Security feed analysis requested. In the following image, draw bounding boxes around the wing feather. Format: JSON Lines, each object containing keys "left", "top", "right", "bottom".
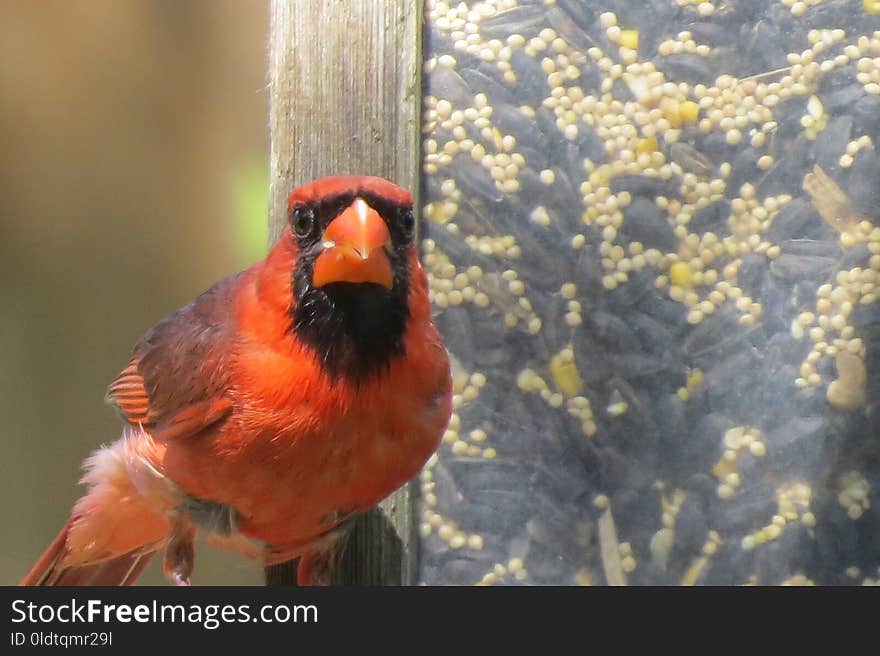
{"left": 105, "top": 274, "right": 243, "bottom": 439}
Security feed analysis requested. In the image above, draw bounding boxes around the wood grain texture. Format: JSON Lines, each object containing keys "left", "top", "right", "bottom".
{"left": 268, "top": 0, "right": 422, "bottom": 243}
{"left": 265, "top": 0, "right": 422, "bottom": 586}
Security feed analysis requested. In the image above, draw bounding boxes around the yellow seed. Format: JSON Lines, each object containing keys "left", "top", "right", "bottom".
{"left": 636, "top": 137, "right": 659, "bottom": 154}
{"left": 757, "top": 155, "right": 774, "bottom": 170}
{"left": 687, "top": 309, "right": 704, "bottom": 325}
{"left": 619, "top": 29, "right": 639, "bottom": 50}
{"left": 865, "top": 0, "right": 880, "bottom": 15}
{"left": 470, "top": 429, "right": 487, "bottom": 443}
{"left": 607, "top": 400, "right": 628, "bottom": 417}
{"left": 678, "top": 101, "right": 700, "bottom": 123}
{"left": 670, "top": 261, "right": 694, "bottom": 288}
{"left": 574, "top": 568, "right": 593, "bottom": 586}
{"left": 560, "top": 282, "right": 577, "bottom": 299}
{"left": 549, "top": 350, "right": 584, "bottom": 397}
{"left": 468, "top": 534, "right": 484, "bottom": 550}
{"left": 539, "top": 168, "right": 555, "bottom": 185}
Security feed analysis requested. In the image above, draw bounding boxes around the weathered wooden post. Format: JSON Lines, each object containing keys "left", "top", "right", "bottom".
{"left": 264, "top": 0, "right": 423, "bottom": 585}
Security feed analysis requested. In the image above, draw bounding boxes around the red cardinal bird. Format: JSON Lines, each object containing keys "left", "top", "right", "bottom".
{"left": 21, "top": 176, "right": 452, "bottom": 586}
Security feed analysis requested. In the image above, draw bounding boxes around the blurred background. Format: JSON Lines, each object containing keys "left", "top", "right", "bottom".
{"left": 1, "top": 0, "right": 269, "bottom": 584}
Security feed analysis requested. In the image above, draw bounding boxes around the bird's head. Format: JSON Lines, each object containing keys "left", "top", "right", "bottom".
{"left": 284, "top": 176, "right": 419, "bottom": 381}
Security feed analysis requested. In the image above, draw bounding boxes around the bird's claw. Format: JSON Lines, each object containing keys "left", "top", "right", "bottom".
{"left": 171, "top": 572, "right": 191, "bottom": 586}
{"left": 163, "top": 518, "right": 195, "bottom": 586}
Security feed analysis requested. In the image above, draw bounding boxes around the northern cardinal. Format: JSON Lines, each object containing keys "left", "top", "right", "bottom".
{"left": 21, "top": 176, "right": 452, "bottom": 586}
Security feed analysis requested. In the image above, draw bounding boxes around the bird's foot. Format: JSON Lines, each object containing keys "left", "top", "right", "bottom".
{"left": 163, "top": 518, "right": 195, "bottom": 586}
{"left": 170, "top": 571, "right": 191, "bottom": 587}
{"left": 296, "top": 549, "right": 334, "bottom": 586}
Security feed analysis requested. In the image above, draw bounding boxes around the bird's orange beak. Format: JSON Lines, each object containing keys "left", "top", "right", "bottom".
{"left": 312, "top": 198, "right": 394, "bottom": 289}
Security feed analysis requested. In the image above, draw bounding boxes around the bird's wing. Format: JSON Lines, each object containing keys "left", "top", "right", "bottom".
{"left": 105, "top": 274, "right": 241, "bottom": 441}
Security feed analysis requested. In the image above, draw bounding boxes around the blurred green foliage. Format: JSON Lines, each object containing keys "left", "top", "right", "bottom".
{"left": 1, "top": 0, "right": 269, "bottom": 585}
{"left": 232, "top": 160, "right": 270, "bottom": 267}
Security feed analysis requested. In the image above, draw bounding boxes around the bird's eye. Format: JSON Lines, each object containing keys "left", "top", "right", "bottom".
{"left": 291, "top": 207, "right": 314, "bottom": 238}
{"left": 399, "top": 209, "right": 415, "bottom": 240}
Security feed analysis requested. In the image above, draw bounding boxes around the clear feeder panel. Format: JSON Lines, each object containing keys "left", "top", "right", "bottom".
{"left": 418, "top": 0, "right": 880, "bottom": 585}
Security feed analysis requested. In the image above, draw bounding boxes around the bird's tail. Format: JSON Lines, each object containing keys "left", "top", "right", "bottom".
{"left": 21, "top": 517, "right": 155, "bottom": 586}
{"left": 21, "top": 431, "right": 173, "bottom": 586}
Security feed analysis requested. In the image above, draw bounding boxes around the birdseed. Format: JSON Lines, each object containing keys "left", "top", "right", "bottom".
{"left": 419, "top": 0, "right": 880, "bottom": 586}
